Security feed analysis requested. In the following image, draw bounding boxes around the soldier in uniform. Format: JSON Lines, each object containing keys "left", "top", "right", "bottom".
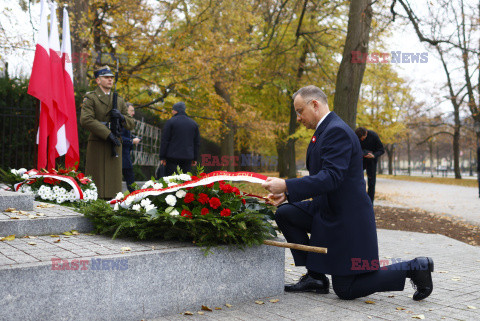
{"left": 80, "top": 66, "right": 134, "bottom": 199}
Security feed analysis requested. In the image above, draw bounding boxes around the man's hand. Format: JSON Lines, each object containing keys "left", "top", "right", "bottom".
{"left": 132, "top": 138, "right": 140, "bottom": 145}
{"left": 266, "top": 193, "right": 286, "bottom": 207}
{"left": 364, "top": 153, "right": 374, "bottom": 159}
{"left": 108, "top": 133, "right": 121, "bottom": 146}
{"left": 110, "top": 108, "right": 125, "bottom": 122}
{"left": 262, "top": 177, "right": 287, "bottom": 194}
{"left": 192, "top": 160, "right": 197, "bottom": 166}
{"left": 160, "top": 159, "right": 166, "bottom": 166}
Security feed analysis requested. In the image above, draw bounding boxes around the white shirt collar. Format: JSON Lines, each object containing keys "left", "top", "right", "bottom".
{"left": 316, "top": 111, "right": 330, "bottom": 130}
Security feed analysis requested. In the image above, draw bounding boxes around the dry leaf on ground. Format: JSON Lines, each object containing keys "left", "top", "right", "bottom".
{"left": 225, "top": 303, "right": 232, "bottom": 308}
{"left": 269, "top": 299, "right": 279, "bottom": 303}
{"left": 365, "top": 300, "right": 375, "bottom": 304}
{"left": 201, "top": 305, "right": 212, "bottom": 311}
{"left": 1, "top": 235, "right": 16, "bottom": 241}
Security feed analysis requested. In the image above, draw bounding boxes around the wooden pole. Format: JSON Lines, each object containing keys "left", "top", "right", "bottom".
{"left": 263, "top": 240, "right": 327, "bottom": 254}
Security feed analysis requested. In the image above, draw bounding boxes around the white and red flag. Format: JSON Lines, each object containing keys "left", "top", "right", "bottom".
{"left": 61, "top": 6, "right": 79, "bottom": 170}
{"left": 48, "top": 1, "right": 68, "bottom": 168}
{"left": 28, "top": 0, "right": 52, "bottom": 169}
{"left": 28, "top": 1, "right": 79, "bottom": 170}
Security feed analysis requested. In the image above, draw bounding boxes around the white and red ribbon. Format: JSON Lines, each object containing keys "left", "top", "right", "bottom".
{"left": 14, "top": 169, "right": 85, "bottom": 199}
{"left": 111, "top": 171, "right": 268, "bottom": 207}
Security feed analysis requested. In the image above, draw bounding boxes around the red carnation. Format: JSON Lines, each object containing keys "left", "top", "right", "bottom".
{"left": 220, "top": 208, "right": 231, "bottom": 217}
{"left": 241, "top": 198, "right": 246, "bottom": 204}
{"left": 191, "top": 175, "right": 199, "bottom": 181}
{"left": 220, "top": 184, "right": 233, "bottom": 193}
{"left": 209, "top": 197, "right": 221, "bottom": 209}
{"left": 201, "top": 208, "right": 209, "bottom": 215}
{"left": 197, "top": 193, "right": 209, "bottom": 204}
{"left": 184, "top": 192, "right": 195, "bottom": 203}
{"left": 206, "top": 183, "right": 214, "bottom": 188}
{"left": 181, "top": 209, "right": 192, "bottom": 218}
{"left": 232, "top": 187, "right": 240, "bottom": 195}
{"left": 200, "top": 173, "right": 207, "bottom": 178}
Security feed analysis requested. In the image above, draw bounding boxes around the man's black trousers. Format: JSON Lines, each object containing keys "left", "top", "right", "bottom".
{"left": 165, "top": 158, "right": 192, "bottom": 176}
{"left": 275, "top": 204, "right": 407, "bottom": 300}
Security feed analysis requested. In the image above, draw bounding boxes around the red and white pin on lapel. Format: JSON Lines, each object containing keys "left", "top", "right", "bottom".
{"left": 311, "top": 136, "right": 317, "bottom": 143}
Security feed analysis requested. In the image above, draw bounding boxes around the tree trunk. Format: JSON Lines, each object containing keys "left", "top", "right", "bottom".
{"left": 385, "top": 144, "right": 394, "bottom": 175}
{"left": 70, "top": 0, "right": 90, "bottom": 88}
{"left": 333, "top": 0, "right": 373, "bottom": 129}
{"left": 276, "top": 138, "right": 288, "bottom": 177}
{"left": 214, "top": 81, "right": 235, "bottom": 171}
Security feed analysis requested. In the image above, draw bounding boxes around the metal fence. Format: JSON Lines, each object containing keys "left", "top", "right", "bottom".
{"left": 0, "top": 105, "right": 37, "bottom": 170}
{"left": 130, "top": 119, "right": 161, "bottom": 167}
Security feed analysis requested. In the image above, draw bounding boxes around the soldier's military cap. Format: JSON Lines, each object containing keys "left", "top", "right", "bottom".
{"left": 94, "top": 65, "right": 114, "bottom": 78}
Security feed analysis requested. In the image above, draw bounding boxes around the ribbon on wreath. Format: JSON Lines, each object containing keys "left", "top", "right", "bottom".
{"left": 14, "top": 169, "right": 87, "bottom": 200}
{"left": 111, "top": 171, "right": 269, "bottom": 207}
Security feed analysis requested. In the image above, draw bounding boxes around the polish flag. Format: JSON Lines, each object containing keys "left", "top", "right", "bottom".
{"left": 28, "top": 0, "right": 52, "bottom": 169}
{"left": 48, "top": 1, "right": 68, "bottom": 169}
{"left": 61, "top": 6, "right": 79, "bottom": 170}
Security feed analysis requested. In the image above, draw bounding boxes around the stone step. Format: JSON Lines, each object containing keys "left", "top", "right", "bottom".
{"left": 0, "top": 233, "right": 284, "bottom": 320}
{"left": 0, "top": 201, "right": 93, "bottom": 237}
{"left": 0, "top": 190, "right": 34, "bottom": 212}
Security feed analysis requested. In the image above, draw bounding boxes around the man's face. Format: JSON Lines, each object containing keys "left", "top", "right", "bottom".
{"left": 96, "top": 76, "right": 114, "bottom": 91}
{"left": 294, "top": 95, "right": 319, "bottom": 130}
{"left": 127, "top": 106, "right": 135, "bottom": 117}
{"left": 360, "top": 134, "right": 367, "bottom": 141}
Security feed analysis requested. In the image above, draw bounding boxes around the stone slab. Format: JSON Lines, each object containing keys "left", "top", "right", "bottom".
{"left": 0, "top": 201, "right": 93, "bottom": 237}
{"left": 0, "top": 190, "right": 34, "bottom": 211}
{"left": 0, "top": 236, "right": 284, "bottom": 321}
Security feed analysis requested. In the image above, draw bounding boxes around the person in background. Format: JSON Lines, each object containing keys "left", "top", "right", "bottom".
{"left": 159, "top": 102, "right": 200, "bottom": 176}
{"left": 355, "top": 127, "right": 385, "bottom": 204}
{"left": 121, "top": 103, "right": 141, "bottom": 193}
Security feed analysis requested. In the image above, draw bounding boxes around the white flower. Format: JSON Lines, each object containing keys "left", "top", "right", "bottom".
{"left": 132, "top": 204, "right": 141, "bottom": 211}
{"left": 10, "top": 169, "right": 17, "bottom": 175}
{"left": 18, "top": 168, "right": 27, "bottom": 175}
{"left": 140, "top": 198, "right": 152, "bottom": 207}
{"left": 142, "top": 180, "right": 155, "bottom": 189}
{"left": 115, "top": 192, "right": 124, "bottom": 200}
{"left": 113, "top": 203, "right": 119, "bottom": 211}
{"left": 21, "top": 174, "right": 29, "bottom": 179}
{"left": 179, "top": 174, "right": 191, "bottom": 181}
{"left": 175, "top": 189, "right": 186, "bottom": 198}
{"left": 168, "top": 182, "right": 178, "bottom": 187}
{"left": 145, "top": 204, "right": 156, "bottom": 212}
{"left": 165, "top": 195, "right": 177, "bottom": 206}
{"left": 170, "top": 209, "right": 179, "bottom": 216}
{"left": 153, "top": 183, "right": 163, "bottom": 189}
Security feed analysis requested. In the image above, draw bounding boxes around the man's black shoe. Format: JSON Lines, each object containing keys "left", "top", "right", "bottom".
{"left": 284, "top": 274, "right": 329, "bottom": 294}
{"left": 409, "top": 257, "right": 434, "bottom": 301}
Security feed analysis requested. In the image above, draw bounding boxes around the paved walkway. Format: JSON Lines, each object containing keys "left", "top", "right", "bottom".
{"left": 153, "top": 178, "right": 480, "bottom": 321}
{"left": 375, "top": 178, "right": 480, "bottom": 226}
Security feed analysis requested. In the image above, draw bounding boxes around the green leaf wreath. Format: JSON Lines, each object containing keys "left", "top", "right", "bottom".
{"left": 79, "top": 170, "right": 277, "bottom": 249}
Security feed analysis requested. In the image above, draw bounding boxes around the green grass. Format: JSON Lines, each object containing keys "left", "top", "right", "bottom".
{"left": 378, "top": 174, "right": 479, "bottom": 187}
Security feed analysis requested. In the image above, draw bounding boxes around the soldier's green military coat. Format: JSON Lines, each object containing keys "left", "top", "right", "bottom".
{"left": 80, "top": 87, "right": 134, "bottom": 199}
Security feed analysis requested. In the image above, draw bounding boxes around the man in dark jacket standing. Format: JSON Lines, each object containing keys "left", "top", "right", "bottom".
{"left": 160, "top": 102, "right": 200, "bottom": 176}
{"left": 355, "top": 127, "right": 385, "bottom": 203}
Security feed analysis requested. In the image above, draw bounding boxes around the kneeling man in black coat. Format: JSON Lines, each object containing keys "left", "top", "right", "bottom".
{"left": 262, "top": 85, "right": 434, "bottom": 301}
